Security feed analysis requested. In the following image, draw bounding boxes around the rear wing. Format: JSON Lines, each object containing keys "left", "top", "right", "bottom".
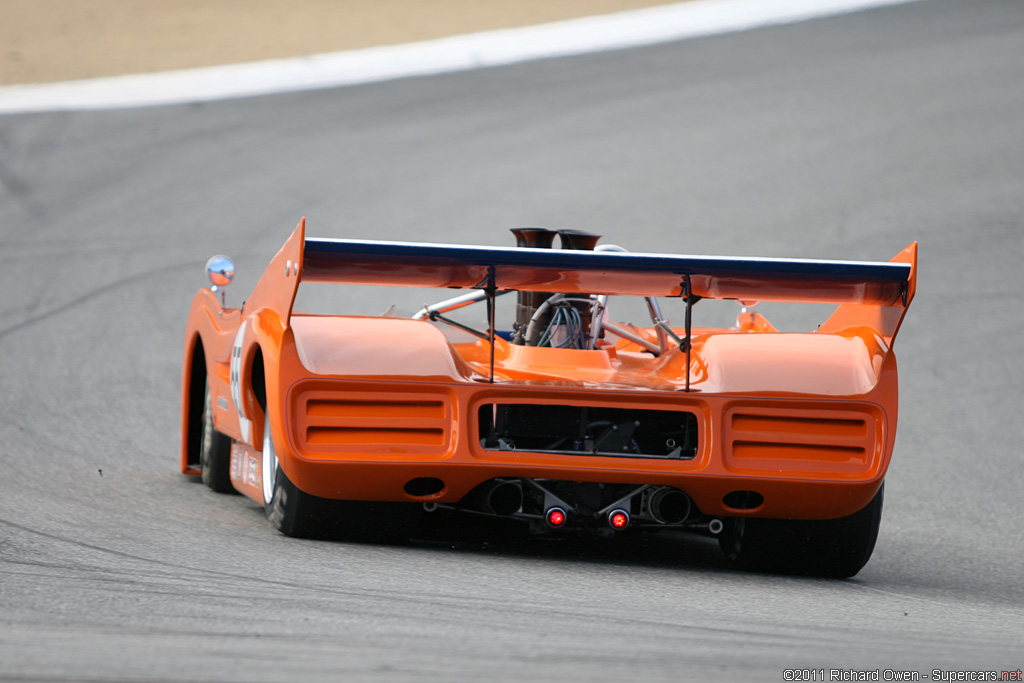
{"left": 251, "top": 220, "right": 915, "bottom": 387}
{"left": 255, "top": 219, "right": 916, "bottom": 344}
{"left": 302, "top": 237, "right": 913, "bottom": 307}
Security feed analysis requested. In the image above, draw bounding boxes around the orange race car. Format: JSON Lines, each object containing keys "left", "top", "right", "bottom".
{"left": 180, "top": 219, "right": 916, "bottom": 578}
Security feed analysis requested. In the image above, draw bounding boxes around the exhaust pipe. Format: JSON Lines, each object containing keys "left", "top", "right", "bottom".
{"left": 484, "top": 480, "right": 523, "bottom": 515}
{"left": 649, "top": 487, "right": 692, "bottom": 525}
{"left": 468, "top": 479, "right": 524, "bottom": 516}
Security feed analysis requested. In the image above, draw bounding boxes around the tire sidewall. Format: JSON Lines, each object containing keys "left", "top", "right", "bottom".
{"left": 199, "top": 380, "right": 214, "bottom": 485}
{"left": 199, "top": 378, "right": 233, "bottom": 492}
{"left": 719, "top": 484, "right": 885, "bottom": 578}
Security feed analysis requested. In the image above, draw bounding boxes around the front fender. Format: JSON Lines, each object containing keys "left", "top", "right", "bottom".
{"left": 179, "top": 287, "right": 241, "bottom": 473}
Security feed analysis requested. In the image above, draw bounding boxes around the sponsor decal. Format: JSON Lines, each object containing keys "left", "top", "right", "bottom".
{"left": 247, "top": 455, "right": 259, "bottom": 487}
{"left": 229, "top": 325, "right": 253, "bottom": 444}
{"left": 230, "top": 442, "right": 262, "bottom": 491}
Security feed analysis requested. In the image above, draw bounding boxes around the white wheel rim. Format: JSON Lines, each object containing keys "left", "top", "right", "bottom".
{"left": 261, "top": 412, "right": 277, "bottom": 505}
{"left": 199, "top": 382, "right": 212, "bottom": 468}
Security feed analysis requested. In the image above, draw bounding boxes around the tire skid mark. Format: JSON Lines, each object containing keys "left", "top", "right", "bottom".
{"left": 836, "top": 577, "right": 1024, "bottom": 616}
{"left": 0, "top": 517, "right": 827, "bottom": 644}
{"left": 0, "top": 260, "right": 200, "bottom": 341}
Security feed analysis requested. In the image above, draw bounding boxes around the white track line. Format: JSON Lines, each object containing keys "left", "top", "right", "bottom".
{"left": 0, "top": 0, "right": 923, "bottom": 114}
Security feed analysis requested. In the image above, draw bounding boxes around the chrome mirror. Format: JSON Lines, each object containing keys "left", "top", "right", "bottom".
{"left": 736, "top": 300, "right": 759, "bottom": 330}
{"left": 205, "top": 254, "right": 235, "bottom": 306}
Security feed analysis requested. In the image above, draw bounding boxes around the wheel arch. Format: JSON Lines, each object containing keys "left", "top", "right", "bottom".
{"left": 247, "top": 341, "right": 267, "bottom": 450}
{"left": 238, "top": 308, "right": 286, "bottom": 450}
{"left": 251, "top": 345, "right": 267, "bottom": 413}
{"left": 181, "top": 331, "right": 207, "bottom": 474}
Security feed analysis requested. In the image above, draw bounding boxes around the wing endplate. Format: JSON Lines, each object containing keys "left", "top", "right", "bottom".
{"left": 818, "top": 241, "right": 918, "bottom": 349}
{"left": 247, "top": 218, "right": 306, "bottom": 325}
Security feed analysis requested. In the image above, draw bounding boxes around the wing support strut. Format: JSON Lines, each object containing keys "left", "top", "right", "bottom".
{"left": 476, "top": 266, "right": 498, "bottom": 384}
{"left": 427, "top": 312, "right": 490, "bottom": 341}
{"left": 681, "top": 275, "right": 702, "bottom": 392}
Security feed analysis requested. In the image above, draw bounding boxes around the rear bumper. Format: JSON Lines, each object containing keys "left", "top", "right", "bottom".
{"left": 290, "top": 458, "right": 884, "bottom": 520}
{"left": 277, "top": 378, "right": 895, "bottom": 521}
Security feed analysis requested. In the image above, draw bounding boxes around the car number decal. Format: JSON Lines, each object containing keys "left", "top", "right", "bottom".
{"left": 230, "top": 325, "right": 253, "bottom": 444}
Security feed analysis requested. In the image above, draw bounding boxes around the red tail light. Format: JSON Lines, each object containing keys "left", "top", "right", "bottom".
{"left": 546, "top": 507, "right": 567, "bottom": 528}
{"left": 608, "top": 509, "right": 630, "bottom": 530}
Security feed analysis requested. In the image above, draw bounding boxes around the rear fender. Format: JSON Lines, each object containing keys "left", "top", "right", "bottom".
{"left": 228, "top": 306, "right": 291, "bottom": 450}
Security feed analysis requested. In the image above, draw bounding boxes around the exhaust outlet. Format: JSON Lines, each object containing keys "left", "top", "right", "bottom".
{"left": 649, "top": 487, "right": 692, "bottom": 525}
{"left": 482, "top": 480, "right": 524, "bottom": 516}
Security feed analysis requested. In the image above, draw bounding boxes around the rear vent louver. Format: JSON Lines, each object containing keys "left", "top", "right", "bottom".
{"left": 725, "top": 405, "right": 881, "bottom": 475}
{"left": 294, "top": 389, "right": 450, "bottom": 456}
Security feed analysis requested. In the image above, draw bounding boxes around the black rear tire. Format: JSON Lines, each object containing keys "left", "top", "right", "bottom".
{"left": 264, "top": 463, "right": 334, "bottom": 539}
{"left": 261, "top": 412, "right": 420, "bottom": 541}
{"left": 199, "top": 379, "right": 235, "bottom": 493}
{"left": 719, "top": 484, "right": 884, "bottom": 578}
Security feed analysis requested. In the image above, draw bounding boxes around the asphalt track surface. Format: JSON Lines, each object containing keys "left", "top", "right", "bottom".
{"left": 1, "top": 0, "right": 1022, "bottom": 680}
